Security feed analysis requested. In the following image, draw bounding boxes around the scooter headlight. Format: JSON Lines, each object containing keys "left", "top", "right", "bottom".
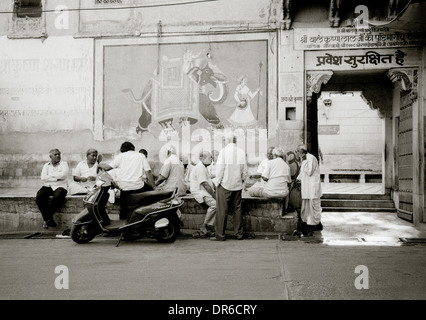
{"left": 155, "top": 218, "right": 169, "bottom": 229}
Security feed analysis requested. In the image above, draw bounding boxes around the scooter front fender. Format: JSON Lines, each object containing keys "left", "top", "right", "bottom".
{"left": 72, "top": 208, "right": 93, "bottom": 226}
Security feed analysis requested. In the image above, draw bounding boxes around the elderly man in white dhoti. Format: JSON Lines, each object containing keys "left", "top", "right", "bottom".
{"left": 296, "top": 144, "right": 323, "bottom": 236}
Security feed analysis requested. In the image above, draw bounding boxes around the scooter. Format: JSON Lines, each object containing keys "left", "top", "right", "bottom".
{"left": 71, "top": 171, "right": 184, "bottom": 246}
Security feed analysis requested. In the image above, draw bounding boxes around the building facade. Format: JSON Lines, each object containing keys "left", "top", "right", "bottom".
{"left": 0, "top": 0, "right": 425, "bottom": 225}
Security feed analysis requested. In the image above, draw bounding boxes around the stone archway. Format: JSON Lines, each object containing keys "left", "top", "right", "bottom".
{"left": 306, "top": 67, "right": 424, "bottom": 223}
{"left": 306, "top": 70, "right": 393, "bottom": 195}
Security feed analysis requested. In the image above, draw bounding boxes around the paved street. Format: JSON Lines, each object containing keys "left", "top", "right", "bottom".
{"left": 0, "top": 235, "right": 286, "bottom": 300}
{"left": 1, "top": 226, "right": 426, "bottom": 301}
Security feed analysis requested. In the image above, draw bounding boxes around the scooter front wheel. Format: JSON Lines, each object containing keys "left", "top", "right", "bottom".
{"left": 155, "top": 219, "right": 180, "bottom": 243}
{"left": 71, "top": 223, "right": 97, "bottom": 244}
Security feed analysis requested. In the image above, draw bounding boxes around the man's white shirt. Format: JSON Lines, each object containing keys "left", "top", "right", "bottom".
{"left": 41, "top": 161, "right": 69, "bottom": 190}
{"left": 190, "top": 161, "right": 214, "bottom": 203}
{"left": 213, "top": 143, "right": 247, "bottom": 191}
{"left": 109, "top": 151, "right": 151, "bottom": 191}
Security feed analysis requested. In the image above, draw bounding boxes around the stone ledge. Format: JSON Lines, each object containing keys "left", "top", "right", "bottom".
{"left": 0, "top": 194, "right": 297, "bottom": 234}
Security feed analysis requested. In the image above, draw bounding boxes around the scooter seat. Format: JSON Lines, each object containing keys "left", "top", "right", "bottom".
{"left": 125, "top": 190, "right": 175, "bottom": 211}
{"left": 129, "top": 202, "right": 172, "bottom": 223}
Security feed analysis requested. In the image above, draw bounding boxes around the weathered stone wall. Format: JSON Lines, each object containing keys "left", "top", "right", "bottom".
{"left": 0, "top": 195, "right": 297, "bottom": 234}
{"left": 0, "top": 0, "right": 281, "bottom": 184}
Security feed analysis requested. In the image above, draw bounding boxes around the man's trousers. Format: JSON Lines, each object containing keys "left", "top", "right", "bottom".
{"left": 35, "top": 186, "right": 67, "bottom": 222}
{"left": 214, "top": 185, "right": 243, "bottom": 239}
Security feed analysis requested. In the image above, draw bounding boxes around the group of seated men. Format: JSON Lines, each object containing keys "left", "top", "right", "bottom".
{"left": 36, "top": 142, "right": 291, "bottom": 233}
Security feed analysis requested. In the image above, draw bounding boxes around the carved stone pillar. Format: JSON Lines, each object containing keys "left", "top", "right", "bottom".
{"left": 281, "top": 0, "right": 292, "bottom": 30}
{"left": 329, "top": 0, "right": 341, "bottom": 27}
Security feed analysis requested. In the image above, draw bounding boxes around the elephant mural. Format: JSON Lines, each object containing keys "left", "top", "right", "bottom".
{"left": 104, "top": 41, "right": 268, "bottom": 140}
{"left": 123, "top": 50, "right": 228, "bottom": 135}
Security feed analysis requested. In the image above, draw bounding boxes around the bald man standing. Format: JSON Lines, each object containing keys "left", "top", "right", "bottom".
{"left": 212, "top": 133, "right": 254, "bottom": 241}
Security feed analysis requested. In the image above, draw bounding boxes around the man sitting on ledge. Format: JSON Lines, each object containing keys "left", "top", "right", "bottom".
{"left": 36, "top": 148, "right": 69, "bottom": 229}
{"left": 247, "top": 147, "right": 291, "bottom": 202}
{"left": 190, "top": 150, "right": 216, "bottom": 238}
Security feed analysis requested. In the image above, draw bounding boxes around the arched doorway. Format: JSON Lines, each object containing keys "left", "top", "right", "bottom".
{"left": 306, "top": 68, "right": 422, "bottom": 223}
{"left": 317, "top": 90, "right": 385, "bottom": 194}
{"left": 316, "top": 70, "right": 391, "bottom": 196}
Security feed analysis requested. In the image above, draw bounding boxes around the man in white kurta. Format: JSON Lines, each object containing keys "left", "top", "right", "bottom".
{"left": 69, "top": 148, "right": 99, "bottom": 195}
{"left": 248, "top": 147, "right": 291, "bottom": 198}
{"left": 99, "top": 141, "right": 154, "bottom": 220}
{"left": 212, "top": 133, "right": 249, "bottom": 240}
{"left": 247, "top": 146, "right": 274, "bottom": 191}
{"left": 296, "top": 144, "right": 322, "bottom": 232}
{"left": 36, "top": 148, "right": 69, "bottom": 228}
{"left": 155, "top": 146, "right": 187, "bottom": 196}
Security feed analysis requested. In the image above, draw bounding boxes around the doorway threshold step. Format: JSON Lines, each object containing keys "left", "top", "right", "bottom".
{"left": 321, "top": 199, "right": 395, "bottom": 208}
{"left": 321, "top": 207, "right": 397, "bottom": 212}
{"left": 322, "top": 193, "right": 392, "bottom": 200}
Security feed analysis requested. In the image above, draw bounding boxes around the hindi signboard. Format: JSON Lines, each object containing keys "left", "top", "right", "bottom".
{"left": 305, "top": 47, "right": 421, "bottom": 71}
{"left": 295, "top": 27, "right": 426, "bottom": 51}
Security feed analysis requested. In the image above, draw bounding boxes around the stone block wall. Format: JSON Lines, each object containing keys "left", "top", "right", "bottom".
{"left": 0, "top": 153, "right": 81, "bottom": 188}
{"left": 0, "top": 195, "right": 297, "bottom": 234}
{"left": 180, "top": 196, "right": 297, "bottom": 233}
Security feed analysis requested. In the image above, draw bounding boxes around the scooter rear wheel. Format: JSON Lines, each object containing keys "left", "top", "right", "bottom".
{"left": 155, "top": 220, "right": 180, "bottom": 243}
{"left": 71, "top": 224, "right": 97, "bottom": 244}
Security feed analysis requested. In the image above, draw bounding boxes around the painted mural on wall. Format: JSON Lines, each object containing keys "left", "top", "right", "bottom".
{"left": 103, "top": 41, "right": 267, "bottom": 141}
